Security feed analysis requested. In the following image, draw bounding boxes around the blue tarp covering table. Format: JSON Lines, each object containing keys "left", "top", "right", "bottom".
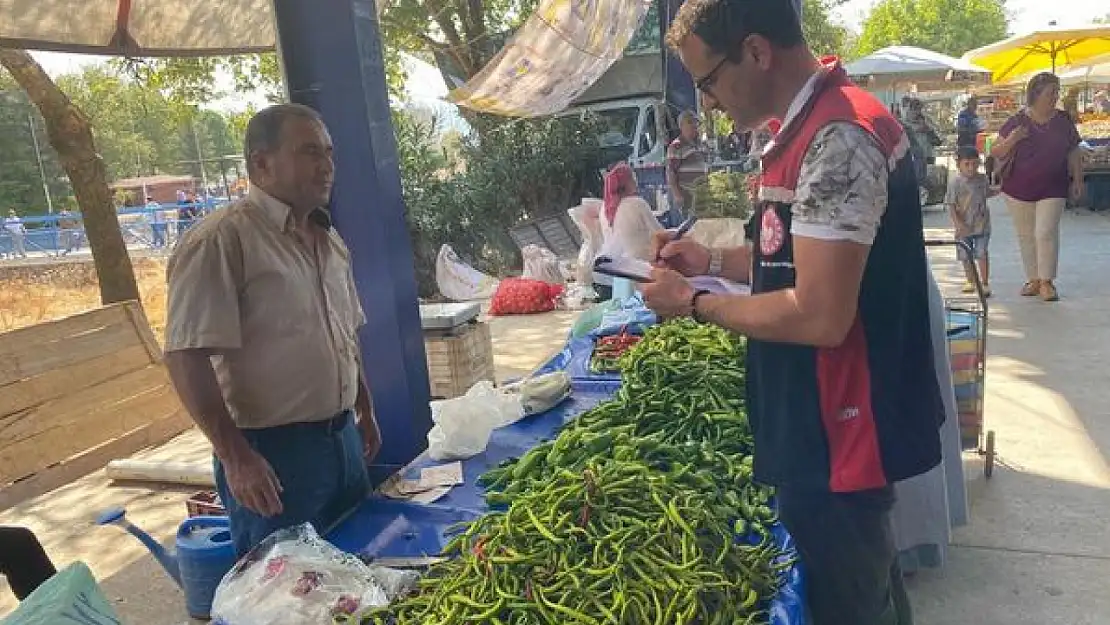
{"left": 328, "top": 329, "right": 808, "bottom": 625}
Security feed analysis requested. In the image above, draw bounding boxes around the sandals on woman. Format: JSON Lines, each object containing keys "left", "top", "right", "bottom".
{"left": 1039, "top": 280, "right": 1059, "bottom": 302}
{"left": 1022, "top": 279, "right": 1060, "bottom": 301}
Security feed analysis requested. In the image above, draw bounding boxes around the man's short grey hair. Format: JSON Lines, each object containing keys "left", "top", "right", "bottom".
{"left": 678, "top": 110, "right": 699, "bottom": 126}
{"left": 243, "top": 103, "right": 324, "bottom": 168}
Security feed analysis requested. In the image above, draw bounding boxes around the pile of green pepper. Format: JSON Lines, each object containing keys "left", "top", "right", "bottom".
{"left": 349, "top": 320, "right": 791, "bottom": 625}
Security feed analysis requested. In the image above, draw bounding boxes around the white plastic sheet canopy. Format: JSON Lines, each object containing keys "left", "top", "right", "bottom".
{"left": 845, "top": 46, "right": 991, "bottom": 83}
{"left": 447, "top": 0, "right": 653, "bottom": 117}
{"left": 0, "top": 0, "right": 276, "bottom": 55}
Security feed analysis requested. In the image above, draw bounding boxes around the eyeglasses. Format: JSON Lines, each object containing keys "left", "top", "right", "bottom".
{"left": 694, "top": 55, "right": 731, "bottom": 93}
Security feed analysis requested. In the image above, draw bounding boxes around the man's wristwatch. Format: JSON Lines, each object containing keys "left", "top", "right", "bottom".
{"left": 707, "top": 248, "right": 724, "bottom": 276}
{"left": 689, "top": 289, "right": 711, "bottom": 323}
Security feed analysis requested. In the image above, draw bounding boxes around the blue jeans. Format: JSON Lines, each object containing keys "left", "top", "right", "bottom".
{"left": 957, "top": 233, "right": 989, "bottom": 261}
{"left": 214, "top": 411, "right": 370, "bottom": 556}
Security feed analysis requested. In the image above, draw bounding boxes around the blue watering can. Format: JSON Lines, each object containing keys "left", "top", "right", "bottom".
{"left": 96, "top": 507, "right": 237, "bottom": 620}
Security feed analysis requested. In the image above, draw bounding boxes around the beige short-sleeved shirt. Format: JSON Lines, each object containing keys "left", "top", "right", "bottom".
{"left": 164, "top": 185, "right": 366, "bottom": 429}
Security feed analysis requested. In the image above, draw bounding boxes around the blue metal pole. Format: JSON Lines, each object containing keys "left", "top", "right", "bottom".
{"left": 271, "top": 0, "right": 433, "bottom": 478}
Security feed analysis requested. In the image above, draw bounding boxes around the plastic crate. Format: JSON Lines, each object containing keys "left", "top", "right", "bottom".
{"left": 508, "top": 214, "right": 582, "bottom": 260}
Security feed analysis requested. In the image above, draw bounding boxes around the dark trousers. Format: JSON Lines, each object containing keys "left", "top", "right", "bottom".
{"left": 777, "top": 486, "right": 912, "bottom": 625}
{"left": 214, "top": 411, "right": 370, "bottom": 557}
{"left": 0, "top": 526, "right": 57, "bottom": 600}
{"left": 151, "top": 223, "right": 167, "bottom": 247}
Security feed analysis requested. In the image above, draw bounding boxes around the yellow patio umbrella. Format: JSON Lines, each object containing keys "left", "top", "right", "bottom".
{"left": 962, "top": 24, "right": 1110, "bottom": 84}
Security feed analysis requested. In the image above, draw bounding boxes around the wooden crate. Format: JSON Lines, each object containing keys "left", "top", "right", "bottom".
{"left": 424, "top": 321, "right": 495, "bottom": 399}
{"left": 0, "top": 302, "right": 191, "bottom": 511}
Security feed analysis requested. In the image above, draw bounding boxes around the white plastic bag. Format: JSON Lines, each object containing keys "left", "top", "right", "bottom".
{"left": 568, "top": 200, "right": 606, "bottom": 287}
{"left": 521, "top": 244, "right": 565, "bottom": 285}
{"left": 688, "top": 217, "right": 748, "bottom": 249}
{"left": 211, "top": 524, "right": 418, "bottom": 625}
{"left": 562, "top": 283, "right": 599, "bottom": 309}
{"left": 435, "top": 244, "right": 499, "bottom": 301}
{"left": 501, "top": 371, "right": 572, "bottom": 416}
{"left": 426, "top": 381, "right": 524, "bottom": 461}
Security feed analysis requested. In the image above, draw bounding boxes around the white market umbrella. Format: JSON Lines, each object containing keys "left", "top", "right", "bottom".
{"left": 846, "top": 46, "right": 992, "bottom": 88}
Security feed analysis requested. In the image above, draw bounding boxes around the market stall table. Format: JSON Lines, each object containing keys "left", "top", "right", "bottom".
{"left": 328, "top": 328, "right": 808, "bottom": 624}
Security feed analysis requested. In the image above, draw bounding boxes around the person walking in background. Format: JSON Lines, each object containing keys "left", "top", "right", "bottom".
{"left": 146, "top": 196, "right": 167, "bottom": 248}
{"left": 991, "top": 72, "right": 1084, "bottom": 302}
{"left": 57, "top": 208, "right": 79, "bottom": 255}
{"left": 945, "top": 146, "right": 996, "bottom": 297}
{"left": 903, "top": 97, "right": 942, "bottom": 190}
{"left": 956, "top": 96, "right": 985, "bottom": 149}
{"left": 177, "top": 191, "right": 202, "bottom": 240}
{"left": 4, "top": 210, "right": 27, "bottom": 259}
{"left": 0, "top": 526, "right": 57, "bottom": 601}
{"left": 666, "top": 110, "right": 708, "bottom": 217}
{"left": 1094, "top": 90, "right": 1110, "bottom": 114}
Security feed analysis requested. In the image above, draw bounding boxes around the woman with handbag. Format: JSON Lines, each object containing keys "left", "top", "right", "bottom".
{"left": 991, "top": 72, "right": 1085, "bottom": 302}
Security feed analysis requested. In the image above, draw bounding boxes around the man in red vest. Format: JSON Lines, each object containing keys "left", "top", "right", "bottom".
{"left": 641, "top": 0, "right": 942, "bottom": 623}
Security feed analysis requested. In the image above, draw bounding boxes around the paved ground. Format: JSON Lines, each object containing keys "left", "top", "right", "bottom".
{"left": 2, "top": 202, "right": 1109, "bottom": 623}
{"left": 0, "top": 309, "right": 579, "bottom": 624}
{"left": 909, "top": 201, "right": 1110, "bottom": 624}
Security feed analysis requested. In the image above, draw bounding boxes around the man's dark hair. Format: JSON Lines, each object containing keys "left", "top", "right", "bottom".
{"left": 243, "top": 103, "right": 324, "bottom": 169}
{"left": 956, "top": 145, "right": 980, "bottom": 162}
{"left": 665, "top": 0, "right": 804, "bottom": 55}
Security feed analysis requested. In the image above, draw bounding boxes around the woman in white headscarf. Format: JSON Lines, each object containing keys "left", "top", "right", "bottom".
{"left": 890, "top": 268, "right": 969, "bottom": 572}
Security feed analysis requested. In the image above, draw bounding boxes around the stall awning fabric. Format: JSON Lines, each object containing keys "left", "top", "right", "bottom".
{"left": 447, "top": 0, "right": 653, "bottom": 117}
{"left": 962, "top": 25, "right": 1110, "bottom": 85}
{"left": 845, "top": 46, "right": 990, "bottom": 79}
{"left": 1001, "top": 57, "right": 1110, "bottom": 87}
{"left": 0, "top": 0, "right": 276, "bottom": 56}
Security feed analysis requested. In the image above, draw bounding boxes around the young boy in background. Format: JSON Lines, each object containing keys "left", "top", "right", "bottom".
{"left": 946, "top": 146, "right": 996, "bottom": 296}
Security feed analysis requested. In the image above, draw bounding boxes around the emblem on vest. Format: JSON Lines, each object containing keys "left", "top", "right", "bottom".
{"left": 760, "top": 206, "right": 786, "bottom": 257}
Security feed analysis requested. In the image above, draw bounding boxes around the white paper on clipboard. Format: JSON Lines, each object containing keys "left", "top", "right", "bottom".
{"left": 593, "top": 255, "right": 654, "bottom": 282}
{"left": 689, "top": 276, "right": 752, "bottom": 296}
{"left": 594, "top": 256, "right": 752, "bottom": 295}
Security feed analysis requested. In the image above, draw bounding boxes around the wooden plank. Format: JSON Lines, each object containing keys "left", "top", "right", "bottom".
{"left": 0, "top": 364, "right": 171, "bottom": 447}
{"left": 0, "top": 344, "right": 152, "bottom": 418}
{"left": 0, "top": 303, "right": 132, "bottom": 355}
{"left": 0, "top": 411, "right": 191, "bottom": 513}
{"left": 122, "top": 303, "right": 164, "bottom": 362}
{"left": 0, "top": 381, "right": 183, "bottom": 484}
{"left": 0, "top": 320, "right": 139, "bottom": 387}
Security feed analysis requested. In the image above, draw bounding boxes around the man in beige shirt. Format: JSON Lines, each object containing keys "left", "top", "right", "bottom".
{"left": 164, "top": 103, "right": 382, "bottom": 556}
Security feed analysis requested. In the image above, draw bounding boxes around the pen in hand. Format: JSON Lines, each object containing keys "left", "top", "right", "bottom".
{"left": 655, "top": 214, "right": 699, "bottom": 262}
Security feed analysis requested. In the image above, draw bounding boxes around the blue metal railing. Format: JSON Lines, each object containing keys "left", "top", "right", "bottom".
{"left": 1, "top": 198, "right": 229, "bottom": 258}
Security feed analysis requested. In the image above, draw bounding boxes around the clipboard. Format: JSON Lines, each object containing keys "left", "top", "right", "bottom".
{"left": 593, "top": 255, "right": 655, "bottom": 283}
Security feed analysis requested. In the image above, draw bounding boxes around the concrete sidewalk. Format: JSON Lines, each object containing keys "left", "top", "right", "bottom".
{"left": 911, "top": 201, "right": 1110, "bottom": 624}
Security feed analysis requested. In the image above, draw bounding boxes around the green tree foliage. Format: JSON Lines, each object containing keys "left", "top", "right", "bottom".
{"left": 0, "top": 64, "right": 245, "bottom": 214}
{"left": 0, "top": 50, "right": 139, "bottom": 303}
{"left": 117, "top": 48, "right": 404, "bottom": 108}
{"left": 0, "top": 77, "right": 68, "bottom": 214}
{"left": 398, "top": 111, "right": 603, "bottom": 295}
{"left": 855, "top": 0, "right": 1008, "bottom": 59}
{"left": 802, "top": 0, "right": 851, "bottom": 57}
{"left": 383, "top": 0, "right": 537, "bottom": 80}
